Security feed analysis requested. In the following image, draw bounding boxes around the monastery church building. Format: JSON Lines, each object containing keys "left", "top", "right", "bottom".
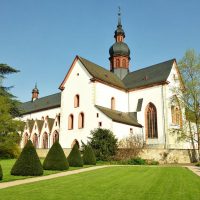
{"left": 20, "top": 12, "right": 189, "bottom": 151}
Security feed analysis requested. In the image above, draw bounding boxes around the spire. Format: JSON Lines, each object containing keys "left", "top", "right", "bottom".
{"left": 117, "top": 6, "right": 122, "bottom": 28}
{"left": 114, "top": 7, "right": 125, "bottom": 40}
{"left": 109, "top": 7, "right": 131, "bottom": 79}
{"left": 32, "top": 82, "right": 39, "bottom": 101}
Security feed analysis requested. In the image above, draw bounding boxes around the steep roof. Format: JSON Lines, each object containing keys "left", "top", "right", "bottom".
{"left": 27, "top": 119, "right": 35, "bottom": 133}
{"left": 95, "top": 105, "right": 142, "bottom": 127}
{"left": 47, "top": 118, "right": 55, "bottom": 132}
{"left": 78, "top": 56, "right": 126, "bottom": 90}
{"left": 20, "top": 93, "right": 61, "bottom": 114}
{"left": 123, "top": 59, "right": 175, "bottom": 90}
{"left": 35, "top": 120, "right": 44, "bottom": 133}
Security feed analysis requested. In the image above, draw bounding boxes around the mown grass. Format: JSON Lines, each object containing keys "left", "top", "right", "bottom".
{"left": 0, "top": 159, "right": 90, "bottom": 182}
{"left": 0, "top": 166, "right": 200, "bottom": 200}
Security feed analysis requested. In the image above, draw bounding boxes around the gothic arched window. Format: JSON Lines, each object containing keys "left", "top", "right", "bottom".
{"left": 74, "top": 95, "right": 80, "bottom": 108}
{"left": 145, "top": 103, "right": 158, "bottom": 138}
{"left": 32, "top": 133, "right": 38, "bottom": 148}
{"left": 68, "top": 114, "right": 74, "bottom": 130}
{"left": 78, "top": 112, "right": 84, "bottom": 129}
{"left": 43, "top": 132, "right": 48, "bottom": 149}
{"left": 71, "top": 139, "right": 80, "bottom": 148}
{"left": 122, "top": 59, "right": 126, "bottom": 67}
{"left": 111, "top": 97, "right": 115, "bottom": 110}
{"left": 24, "top": 133, "right": 29, "bottom": 147}
{"left": 53, "top": 131, "right": 59, "bottom": 144}
{"left": 171, "top": 106, "right": 181, "bottom": 126}
{"left": 116, "top": 59, "right": 120, "bottom": 67}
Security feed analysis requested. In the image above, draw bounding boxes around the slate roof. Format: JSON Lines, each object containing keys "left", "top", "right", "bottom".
{"left": 47, "top": 118, "right": 55, "bottom": 132}
{"left": 95, "top": 105, "right": 142, "bottom": 127}
{"left": 78, "top": 56, "right": 126, "bottom": 89}
{"left": 123, "top": 59, "right": 175, "bottom": 90}
{"left": 35, "top": 120, "right": 44, "bottom": 133}
{"left": 20, "top": 93, "right": 61, "bottom": 114}
{"left": 20, "top": 57, "right": 175, "bottom": 114}
{"left": 27, "top": 119, "right": 35, "bottom": 133}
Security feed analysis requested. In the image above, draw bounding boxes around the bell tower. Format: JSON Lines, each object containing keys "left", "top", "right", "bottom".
{"left": 32, "top": 83, "right": 39, "bottom": 101}
{"left": 109, "top": 7, "right": 131, "bottom": 79}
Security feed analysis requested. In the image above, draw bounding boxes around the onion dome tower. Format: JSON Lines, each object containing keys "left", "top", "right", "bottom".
{"left": 32, "top": 83, "right": 39, "bottom": 101}
{"left": 109, "top": 8, "right": 131, "bottom": 79}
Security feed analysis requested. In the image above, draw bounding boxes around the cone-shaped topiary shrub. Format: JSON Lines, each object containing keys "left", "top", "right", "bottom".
{"left": 68, "top": 144, "right": 83, "bottom": 167}
{"left": 43, "top": 141, "right": 69, "bottom": 170}
{"left": 83, "top": 146, "right": 96, "bottom": 165}
{"left": 0, "top": 164, "right": 3, "bottom": 180}
{"left": 11, "top": 140, "right": 43, "bottom": 176}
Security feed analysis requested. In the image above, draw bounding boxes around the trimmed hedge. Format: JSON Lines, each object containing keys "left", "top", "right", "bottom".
{"left": 0, "top": 164, "right": 2, "bottom": 180}
{"left": 43, "top": 141, "right": 69, "bottom": 170}
{"left": 68, "top": 144, "right": 83, "bottom": 167}
{"left": 11, "top": 140, "right": 43, "bottom": 176}
{"left": 83, "top": 146, "right": 96, "bottom": 165}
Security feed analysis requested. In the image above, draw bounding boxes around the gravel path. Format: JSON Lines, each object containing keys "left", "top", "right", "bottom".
{"left": 0, "top": 164, "right": 199, "bottom": 190}
{"left": 0, "top": 165, "right": 109, "bottom": 189}
{"left": 184, "top": 165, "right": 200, "bottom": 177}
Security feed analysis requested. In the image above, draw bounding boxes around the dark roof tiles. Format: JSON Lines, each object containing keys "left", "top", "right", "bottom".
{"left": 95, "top": 105, "right": 142, "bottom": 127}
{"left": 20, "top": 93, "right": 61, "bottom": 114}
{"left": 78, "top": 56, "right": 126, "bottom": 89}
{"left": 123, "top": 59, "right": 175, "bottom": 89}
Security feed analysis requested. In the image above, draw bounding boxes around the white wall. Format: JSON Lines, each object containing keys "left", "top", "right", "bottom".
{"left": 95, "top": 82, "right": 128, "bottom": 112}
{"left": 129, "top": 85, "right": 166, "bottom": 146}
{"left": 112, "top": 122, "right": 142, "bottom": 141}
{"left": 59, "top": 59, "right": 113, "bottom": 148}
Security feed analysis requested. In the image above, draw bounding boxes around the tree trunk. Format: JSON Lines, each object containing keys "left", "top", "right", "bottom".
{"left": 188, "top": 121, "right": 197, "bottom": 162}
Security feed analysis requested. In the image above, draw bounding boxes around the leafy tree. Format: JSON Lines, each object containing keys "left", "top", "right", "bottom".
{"left": 11, "top": 140, "right": 43, "bottom": 176}
{"left": 0, "top": 63, "right": 23, "bottom": 158}
{"left": 43, "top": 141, "right": 69, "bottom": 170}
{"left": 68, "top": 144, "right": 83, "bottom": 167}
{"left": 171, "top": 49, "right": 200, "bottom": 161}
{"left": 88, "top": 128, "right": 118, "bottom": 161}
{"left": 0, "top": 164, "right": 3, "bottom": 180}
{"left": 82, "top": 145, "right": 96, "bottom": 165}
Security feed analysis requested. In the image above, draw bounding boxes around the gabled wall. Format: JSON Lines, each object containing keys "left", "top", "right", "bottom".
{"left": 128, "top": 85, "right": 166, "bottom": 147}
{"left": 95, "top": 82, "right": 128, "bottom": 112}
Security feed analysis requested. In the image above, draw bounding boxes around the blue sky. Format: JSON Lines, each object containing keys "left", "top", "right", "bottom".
{"left": 1, "top": 0, "right": 200, "bottom": 102}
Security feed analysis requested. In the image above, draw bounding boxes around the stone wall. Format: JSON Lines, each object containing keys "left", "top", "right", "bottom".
{"left": 36, "top": 148, "right": 71, "bottom": 158}
{"left": 139, "top": 148, "right": 195, "bottom": 164}
{"left": 36, "top": 148, "right": 195, "bottom": 164}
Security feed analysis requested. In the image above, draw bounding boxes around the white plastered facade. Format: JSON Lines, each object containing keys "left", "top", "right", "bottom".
{"left": 20, "top": 58, "right": 192, "bottom": 150}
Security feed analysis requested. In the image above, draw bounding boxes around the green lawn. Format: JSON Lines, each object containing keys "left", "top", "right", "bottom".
{"left": 0, "top": 166, "right": 200, "bottom": 200}
{"left": 0, "top": 159, "right": 90, "bottom": 182}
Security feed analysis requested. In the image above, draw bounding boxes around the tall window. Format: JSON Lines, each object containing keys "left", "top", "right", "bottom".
{"left": 71, "top": 139, "right": 79, "bottom": 148}
{"left": 116, "top": 59, "right": 120, "bottom": 67}
{"left": 122, "top": 59, "right": 126, "bottom": 67}
{"left": 171, "top": 106, "right": 181, "bottom": 126}
{"left": 68, "top": 114, "right": 74, "bottom": 130}
{"left": 78, "top": 112, "right": 84, "bottom": 129}
{"left": 24, "top": 133, "right": 29, "bottom": 147}
{"left": 53, "top": 131, "right": 59, "bottom": 144}
{"left": 43, "top": 132, "right": 48, "bottom": 149}
{"left": 145, "top": 103, "right": 158, "bottom": 138}
{"left": 111, "top": 97, "right": 115, "bottom": 110}
{"left": 32, "top": 133, "right": 38, "bottom": 148}
{"left": 74, "top": 94, "right": 80, "bottom": 108}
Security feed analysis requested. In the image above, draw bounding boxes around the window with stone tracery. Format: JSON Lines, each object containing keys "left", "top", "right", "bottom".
{"left": 145, "top": 103, "right": 158, "bottom": 138}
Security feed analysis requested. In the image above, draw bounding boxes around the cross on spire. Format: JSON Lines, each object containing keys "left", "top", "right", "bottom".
{"left": 118, "top": 6, "right": 122, "bottom": 27}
